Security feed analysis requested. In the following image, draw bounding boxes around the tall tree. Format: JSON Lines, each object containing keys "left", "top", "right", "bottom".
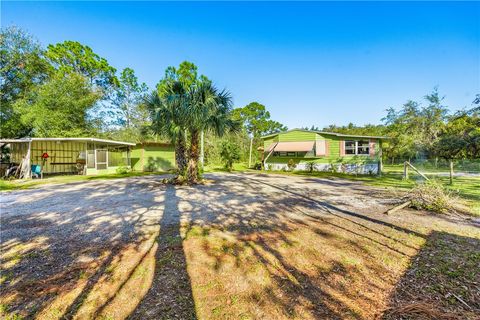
{"left": 45, "top": 41, "right": 117, "bottom": 91}
{"left": 232, "top": 102, "right": 287, "bottom": 137}
{"left": 13, "top": 72, "right": 101, "bottom": 137}
{"left": 156, "top": 61, "right": 209, "bottom": 97}
{"left": 110, "top": 67, "right": 149, "bottom": 141}
{"left": 145, "top": 82, "right": 189, "bottom": 175}
{"left": 0, "top": 27, "right": 51, "bottom": 137}
{"left": 185, "top": 82, "right": 238, "bottom": 183}
{"left": 422, "top": 88, "right": 449, "bottom": 155}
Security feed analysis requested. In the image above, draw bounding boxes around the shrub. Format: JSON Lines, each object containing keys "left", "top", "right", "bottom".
{"left": 407, "top": 181, "right": 458, "bottom": 214}
{"left": 220, "top": 141, "right": 241, "bottom": 172}
{"left": 253, "top": 162, "right": 262, "bottom": 170}
{"left": 305, "top": 161, "right": 316, "bottom": 173}
{"left": 329, "top": 162, "right": 338, "bottom": 173}
{"left": 116, "top": 166, "right": 131, "bottom": 174}
{"left": 287, "top": 159, "right": 297, "bottom": 171}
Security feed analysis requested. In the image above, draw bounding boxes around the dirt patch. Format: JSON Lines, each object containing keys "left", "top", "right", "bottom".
{"left": 1, "top": 173, "right": 478, "bottom": 319}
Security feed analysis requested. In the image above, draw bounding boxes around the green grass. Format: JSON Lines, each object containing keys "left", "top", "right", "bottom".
{"left": 203, "top": 162, "right": 250, "bottom": 173}
{"left": 261, "top": 164, "right": 480, "bottom": 215}
{"left": 0, "top": 171, "right": 168, "bottom": 191}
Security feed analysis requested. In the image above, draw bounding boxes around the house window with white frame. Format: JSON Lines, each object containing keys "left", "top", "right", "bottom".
{"left": 345, "top": 140, "right": 369, "bottom": 155}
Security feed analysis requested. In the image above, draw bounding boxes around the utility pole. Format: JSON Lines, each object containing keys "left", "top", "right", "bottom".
{"left": 248, "top": 136, "right": 253, "bottom": 168}
{"left": 200, "top": 130, "right": 204, "bottom": 169}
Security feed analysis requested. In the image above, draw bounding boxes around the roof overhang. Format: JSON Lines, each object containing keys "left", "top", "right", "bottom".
{"left": 261, "top": 129, "right": 389, "bottom": 140}
{"left": 267, "top": 141, "right": 315, "bottom": 152}
{"left": 0, "top": 138, "right": 136, "bottom": 146}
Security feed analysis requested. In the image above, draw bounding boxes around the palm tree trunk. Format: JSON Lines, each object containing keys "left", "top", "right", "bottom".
{"left": 187, "top": 129, "right": 200, "bottom": 184}
{"left": 175, "top": 134, "right": 187, "bottom": 177}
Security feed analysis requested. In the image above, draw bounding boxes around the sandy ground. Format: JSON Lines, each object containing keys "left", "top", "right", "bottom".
{"left": 1, "top": 172, "right": 397, "bottom": 247}
{"left": 1, "top": 172, "right": 478, "bottom": 319}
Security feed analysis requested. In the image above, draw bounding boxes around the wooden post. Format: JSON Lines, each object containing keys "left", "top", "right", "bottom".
{"left": 248, "top": 136, "right": 253, "bottom": 168}
{"left": 263, "top": 142, "right": 277, "bottom": 169}
{"left": 449, "top": 159, "right": 454, "bottom": 185}
{"left": 25, "top": 140, "right": 32, "bottom": 179}
{"left": 403, "top": 161, "right": 408, "bottom": 180}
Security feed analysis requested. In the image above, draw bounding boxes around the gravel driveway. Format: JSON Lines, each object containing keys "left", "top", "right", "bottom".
{"left": 3, "top": 172, "right": 474, "bottom": 319}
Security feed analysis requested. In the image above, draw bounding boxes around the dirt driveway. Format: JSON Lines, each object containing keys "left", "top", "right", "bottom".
{"left": 1, "top": 173, "right": 479, "bottom": 319}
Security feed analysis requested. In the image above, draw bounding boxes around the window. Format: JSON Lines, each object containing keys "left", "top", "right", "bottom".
{"left": 357, "top": 141, "right": 370, "bottom": 155}
{"left": 286, "top": 152, "right": 296, "bottom": 157}
{"left": 345, "top": 141, "right": 356, "bottom": 155}
{"left": 344, "top": 140, "right": 370, "bottom": 155}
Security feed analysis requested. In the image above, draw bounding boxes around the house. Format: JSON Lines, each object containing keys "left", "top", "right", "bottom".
{"left": 262, "top": 129, "right": 387, "bottom": 174}
{"left": 131, "top": 142, "right": 176, "bottom": 172}
{"left": 0, "top": 138, "right": 135, "bottom": 178}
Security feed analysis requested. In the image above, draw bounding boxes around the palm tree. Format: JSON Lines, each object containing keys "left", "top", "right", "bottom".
{"left": 185, "top": 82, "right": 238, "bottom": 183}
{"left": 144, "top": 83, "right": 188, "bottom": 176}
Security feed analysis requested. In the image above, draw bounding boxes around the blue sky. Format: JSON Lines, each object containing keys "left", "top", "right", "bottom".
{"left": 2, "top": 1, "right": 479, "bottom": 129}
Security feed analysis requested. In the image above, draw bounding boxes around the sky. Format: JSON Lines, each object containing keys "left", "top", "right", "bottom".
{"left": 2, "top": 1, "right": 480, "bottom": 129}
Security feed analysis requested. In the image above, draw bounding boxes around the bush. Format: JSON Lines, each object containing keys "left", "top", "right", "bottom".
{"left": 287, "top": 159, "right": 297, "bottom": 171}
{"left": 116, "top": 166, "right": 131, "bottom": 174}
{"left": 253, "top": 162, "right": 262, "bottom": 170}
{"left": 220, "top": 141, "right": 241, "bottom": 172}
{"left": 305, "top": 161, "right": 316, "bottom": 173}
{"left": 407, "top": 181, "right": 458, "bottom": 214}
{"left": 329, "top": 162, "right": 338, "bottom": 173}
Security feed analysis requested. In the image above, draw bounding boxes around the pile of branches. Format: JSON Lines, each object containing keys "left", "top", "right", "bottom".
{"left": 386, "top": 182, "right": 459, "bottom": 215}
{"left": 407, "top": 182, "right": 459, "bottom": 214}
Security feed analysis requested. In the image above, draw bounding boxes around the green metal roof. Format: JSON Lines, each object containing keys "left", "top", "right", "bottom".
{"left": 261, "top": 128, "right": 389, "bottom": 140}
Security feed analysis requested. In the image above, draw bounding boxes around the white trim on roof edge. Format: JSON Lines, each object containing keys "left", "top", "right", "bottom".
{"left": 261, "top": 128, "right": 389, "bottom": 140}
{"left": 0, "top": 137, "right": 136, "bottom": 146}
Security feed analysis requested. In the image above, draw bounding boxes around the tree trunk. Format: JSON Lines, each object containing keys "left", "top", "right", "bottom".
{"left": 187, "top": 130, "right": 200, "bottom": 184}
{"left": 449, "top": 159, "right": 454, "bottom": 185}
{"left": 175, "top": 134, "right": 187, "bottom": 177}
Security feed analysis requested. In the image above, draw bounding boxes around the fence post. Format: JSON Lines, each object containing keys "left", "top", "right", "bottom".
{"left": 449, "top": 159, "right": 454, "bottom": 185}
{"left": 403, "top": 161, "right": 409, "bottom": 180}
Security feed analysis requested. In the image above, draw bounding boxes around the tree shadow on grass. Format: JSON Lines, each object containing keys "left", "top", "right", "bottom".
{"left": 128, "top": 185, "right": 196, "bottom": 319}
{"left": 381, "top": 231, "right": 480, "bottom": 320}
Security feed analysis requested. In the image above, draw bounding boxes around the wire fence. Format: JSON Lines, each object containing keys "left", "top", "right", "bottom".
{"left": 385, "top": 158, "right": 480, "bottom": 173}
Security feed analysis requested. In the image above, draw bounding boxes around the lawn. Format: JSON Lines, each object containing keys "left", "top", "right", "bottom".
{"left": 1, "top": 173, "right": 478, "bottom": 319}
{"left": 263, "top": 164, "right": 480, "bottom": 216}
{"left": 0, "top": 171, "right": 168, "bottom": 192}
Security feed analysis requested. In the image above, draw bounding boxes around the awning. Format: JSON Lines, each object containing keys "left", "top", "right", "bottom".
{"left": 267, "top": 141, "right": 314, "bottom": 152}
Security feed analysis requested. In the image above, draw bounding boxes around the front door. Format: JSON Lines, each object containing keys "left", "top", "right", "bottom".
{"left": 96, "top": 149, "right": 107, "bottom": 170}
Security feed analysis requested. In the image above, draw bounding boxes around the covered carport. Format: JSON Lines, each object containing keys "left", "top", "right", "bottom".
{"left": 0, "top": 138, "right": 135, "bottom": 178}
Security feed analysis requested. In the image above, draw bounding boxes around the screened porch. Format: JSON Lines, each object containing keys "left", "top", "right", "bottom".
{"left": 0, "top": 138, "right": 135, "bottom": 178}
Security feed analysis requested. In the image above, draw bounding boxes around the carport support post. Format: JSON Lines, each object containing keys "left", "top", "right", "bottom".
{"left": 378, "top": 142, "right": 383, "bottom": 176}
{"left": 94, "top": 142, "right": 97, "bottom": 172}
{"left": 84, "top": 142, "right": 88, "bottom": 175}
{"left": 26, "top": 140, "right": 32, "bottom": 179}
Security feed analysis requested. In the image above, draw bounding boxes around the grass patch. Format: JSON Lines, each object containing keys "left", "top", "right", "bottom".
{"left": 0, "top": 171, "right": 168, "bottom": 191}
{"left": 260, "top": 165, "right": 480, "bottom": 215}
{"left": 203, "top": 162, "right": 249, "bottom": 173}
